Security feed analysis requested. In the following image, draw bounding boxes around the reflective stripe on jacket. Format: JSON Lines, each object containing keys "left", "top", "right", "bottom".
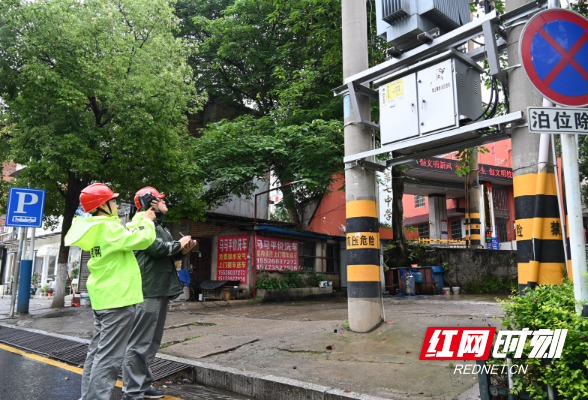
{"left": 65, "top": 214, "right": 156, "bottom": 310}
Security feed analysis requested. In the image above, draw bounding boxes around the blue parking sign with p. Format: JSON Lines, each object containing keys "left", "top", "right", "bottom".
{"left": 6, "top": 187, "right": 46, "bottom": 228}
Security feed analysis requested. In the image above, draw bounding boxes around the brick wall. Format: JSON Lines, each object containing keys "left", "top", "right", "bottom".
{"left": 2, "top": 162, "right": 16, "bottom": 182}
{"left": 184, "top": 219, "right": 239, "bottom": 238}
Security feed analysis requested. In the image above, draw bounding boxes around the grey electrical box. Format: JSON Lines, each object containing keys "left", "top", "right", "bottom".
{"left": 379, "top": 54, "right": 483, "bottom": 145}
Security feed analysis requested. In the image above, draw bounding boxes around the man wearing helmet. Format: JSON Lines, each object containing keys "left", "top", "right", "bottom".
{"left": 122, "top": 187, "right": 196, "bottom": 400}
{"left": 65, "top": 183, "right": 157, "bottom": 400}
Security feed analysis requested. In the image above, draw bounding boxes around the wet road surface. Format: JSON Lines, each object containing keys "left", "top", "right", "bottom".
{"left": 0, "top": 344, "right": 248, "bottom": 400}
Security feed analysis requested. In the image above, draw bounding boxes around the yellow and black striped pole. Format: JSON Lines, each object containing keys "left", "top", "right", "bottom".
{"left": 469, "top": 212, "right": 482, "bottom": 247}
{"left": 346, "top": 200, "right": 381, "bottom": 325}
{"left": 342, "top": 0, "right": 382, "bottom": 332}
{"left": 513, "top": 172, "right": 566, "bottom": 291}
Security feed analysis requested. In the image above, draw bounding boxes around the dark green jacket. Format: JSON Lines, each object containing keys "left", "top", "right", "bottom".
{"left": 129, "top": 212, "right": 184, "bottom": 299}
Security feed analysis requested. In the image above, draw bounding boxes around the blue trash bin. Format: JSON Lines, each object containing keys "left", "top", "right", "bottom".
{"left": 431, "top": 266, "right": 445, "bottom": 294}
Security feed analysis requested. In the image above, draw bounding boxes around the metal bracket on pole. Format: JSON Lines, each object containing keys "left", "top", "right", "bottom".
{"left": 343, "top": 111, "right": 523, "bottom": 164}
{"left": 482, "top": 20, "right": 509, "bottom": 86}
{"left": 417, "top": 28, "right": 441, "bottom": 45}
{"left": 357, "top": 159, "right": 387, "bottom": 172}
{"left": 346, "top": 82, "right": 380, "bottom": 131}
{"left": 385, "top": 131, "right": 512, "bottom": 167}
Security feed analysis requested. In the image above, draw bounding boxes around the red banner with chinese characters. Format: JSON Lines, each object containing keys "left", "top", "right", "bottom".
{"left": 255, "top": 237, "right": 299, "bottom": 271}
{"left": 415, "top": 157, "right": 513, "bottom": 181}
{"left": 217, "top": 234, "right": 249, "bottom": 283}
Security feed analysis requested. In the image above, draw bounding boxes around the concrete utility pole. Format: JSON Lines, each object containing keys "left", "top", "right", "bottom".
{"left": 508, "top": 0, "right": 566, "bottom": 292}
{"left": 561, "top": 134, "right": 588, "bottom": 315}
{"left": 467, "top": 153, "right": 483, "bottom": 248}
{"left": 342, "top": 0, "right": 383, "bottom": 332}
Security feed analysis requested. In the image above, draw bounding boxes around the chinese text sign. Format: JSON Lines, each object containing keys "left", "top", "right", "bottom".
{"left": 255, "top": 237, "right": 299, "bottom": 271}
{"left": 217, "top": 234, "right": 249, "bottom": 283}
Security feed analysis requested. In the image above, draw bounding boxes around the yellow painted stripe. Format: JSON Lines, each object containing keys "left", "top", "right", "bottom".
{"left": 0, "top": 344, "right": 180, "bottom": 397}
{"left": 0, "top": 343, "right": 84, "bottom": 375}
{"left": 537, "top": 263, "right": 567, "bottom": 285}
{"left": 470, "top": 234, "right": 481, "bottom": 239}
{"left": 346, "top": 232, "right": 380, "bottom": 249}
{"left": 517, "top": 263, "right": 529, "bottom": 284}
{"left": 468, "top": 213, "right": 480, "bottom": 218}
{"left": 347, "top": 264, "right": 381, "bottom": 282}
{"left": 528, "top": 260, "right": 540, "bottom": 284}
{"left": 346, "top": 200, "right": 378, "bottom": 219}
{"left": 514, "top": 218, "right": 564, "bottom": 241}
{"left": 514, "top": 172, "right": 558, "bottom": 197}
{"left": 517, "top": 262, "right": 567, "bottom": 285}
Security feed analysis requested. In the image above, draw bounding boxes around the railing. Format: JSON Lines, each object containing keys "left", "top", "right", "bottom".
{"left": 418, "top": 238, "right": 467, "bottom": 248}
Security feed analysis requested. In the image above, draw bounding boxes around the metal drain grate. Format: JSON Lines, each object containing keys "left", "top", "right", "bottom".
{"left": 0, "top": 326, "right": 190, "bottom": 380}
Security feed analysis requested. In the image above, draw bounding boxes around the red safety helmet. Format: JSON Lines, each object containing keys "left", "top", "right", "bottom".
{"left": 79, "top": 183, "right": 119, "bottom": 213}
{"left": 134, "top": 187, "right": 165, "bottom": 210}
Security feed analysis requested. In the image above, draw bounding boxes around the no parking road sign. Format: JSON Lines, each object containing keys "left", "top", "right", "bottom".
{"left": 521, "top": 9, "right": 588, "bottom": 107}
{"left": 6, "top": 187, "right": 46, "bottom": 228}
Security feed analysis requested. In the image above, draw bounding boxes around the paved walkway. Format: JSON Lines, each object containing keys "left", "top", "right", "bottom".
{"left": 0, "top": 294, "right": 506, "bottom": 399}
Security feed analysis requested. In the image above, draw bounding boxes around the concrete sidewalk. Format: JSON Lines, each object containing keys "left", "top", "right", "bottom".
{"left": 0, "top": 294, "right": 505, "bottom": 399}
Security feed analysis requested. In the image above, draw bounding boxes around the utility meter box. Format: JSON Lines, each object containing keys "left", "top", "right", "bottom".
{"left": 379, "top": 55, "right": 483, "bottom": 146}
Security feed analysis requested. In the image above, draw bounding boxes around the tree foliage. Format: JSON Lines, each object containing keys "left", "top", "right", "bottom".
{"left": 193, "top": 116, "right": 343, "bottom": 223}
{"left": 0, "top": 0, "right": 206, "bottom": 307}
{"left": 178, "top": 0, "right": 345, "bottom": 222}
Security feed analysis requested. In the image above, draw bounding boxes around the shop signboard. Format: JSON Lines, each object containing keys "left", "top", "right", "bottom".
{"left": 255, "top": 237, "right": 299, "bottom": 272}
{"left": 415, "top": 157, "right": 513, "bottom": 180}
{"left": 216, "top": 234, "right": 249, "bottom": 283}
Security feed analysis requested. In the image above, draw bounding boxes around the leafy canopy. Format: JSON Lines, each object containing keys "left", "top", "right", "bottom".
{"left": 0, "top": 0, "right": 207, "bottom": 223}
{"left": 0, "top": 0, "right": 206, "bottom": 307}
{"left": 180, "top": 0, "right": 345, "bottom": 222}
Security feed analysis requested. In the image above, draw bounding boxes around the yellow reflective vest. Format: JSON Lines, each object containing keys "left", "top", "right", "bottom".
{"left": 65, "top": 214, "right": 156, "bottom": 310}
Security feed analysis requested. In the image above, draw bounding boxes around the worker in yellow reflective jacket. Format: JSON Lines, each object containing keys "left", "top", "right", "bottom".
{"left": 65, "top": 183, "right": 156, "bottom": 400}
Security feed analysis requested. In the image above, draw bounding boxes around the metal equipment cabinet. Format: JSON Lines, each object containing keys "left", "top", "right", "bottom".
{"left": 379, "top": 54, "right": 483, "bottom": 145}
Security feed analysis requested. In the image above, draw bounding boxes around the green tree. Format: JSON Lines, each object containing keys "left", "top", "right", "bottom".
{"left": 193, "top": 116, "right": 343, "bottom": 223}
{"left": 0, "top": 0, "right": 206, "bottom": 308}
{"left": 177, "top": 0, "right": 345, "bottom": 222}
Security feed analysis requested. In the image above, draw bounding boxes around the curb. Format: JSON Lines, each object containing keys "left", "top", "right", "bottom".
{"left": 0, "top": 322, "right": 397, "bottom": 400}
{"left": 156, "top": 352, "right": 402, "bottom": 400}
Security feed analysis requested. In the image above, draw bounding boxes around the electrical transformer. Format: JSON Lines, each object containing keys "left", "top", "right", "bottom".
{"left": 378, "top": 53, "right": 483, "bottom": 145}
{"left": 376, "top": 0, "right": 471, "bottom": 52}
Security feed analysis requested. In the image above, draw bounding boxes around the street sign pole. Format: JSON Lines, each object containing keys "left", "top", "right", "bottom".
{"left": 519, "top": 6, "right": 588, "bottom": 312}
{"left": 561, "top": 134, "right": 588, "bottom": 316}
{"left": 8, "top": 227, "right": 26, "bottom": 318}
{"left": 17, "top": 227, "right": 34, "bottom": 314}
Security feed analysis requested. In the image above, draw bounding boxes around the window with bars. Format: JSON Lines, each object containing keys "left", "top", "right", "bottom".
{"left": 414, "top": 195, "right": 426, "bottom": 208}
{"left": 450, "top": 220, "right": 462, "bottom": 240}
{"left": 298, "top": 241, "right": 316, "bottom": 270}
{"left": 326, "top": 243, "right": 340, "bottom": 273}
{"left": 496, "top": 218, "right": 509, "bottom": 243}
{"left": 417, "top": 223, "right": 429, "bottom": 239}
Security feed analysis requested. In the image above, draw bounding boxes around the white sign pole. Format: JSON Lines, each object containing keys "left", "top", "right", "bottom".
{"left": 560, "top": 133, "right": 588, "bottom": 316}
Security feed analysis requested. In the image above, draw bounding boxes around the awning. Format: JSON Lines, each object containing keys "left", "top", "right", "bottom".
{"left": 256, "top": 226, "right": 333, "bottom": 240}
{"left": 36, "top": 244, "right": 59, "bottom": 257}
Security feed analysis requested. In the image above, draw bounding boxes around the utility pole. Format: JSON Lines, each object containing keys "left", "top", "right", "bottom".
{"left": 467, "top": 153, "right": 483, "bottom": 249}
{"left": 507, "top": 0, "right": 566, "bottom": 292}
{"left": 342, "top": 0, "right": 383, "bottom": 332}
{"left": 561, "top": 133, "right": 588, "bottom": 316}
